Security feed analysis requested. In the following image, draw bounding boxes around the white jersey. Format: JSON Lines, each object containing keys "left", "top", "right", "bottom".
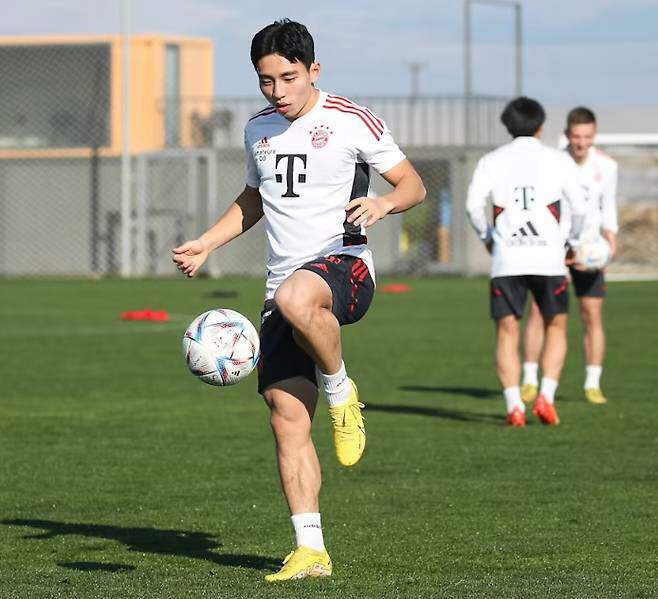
{"left": 466, "top": 136, "right": 587, "bottom": 278}
{"left": 565, "top": 146, "right": 618, "bottom": 238}
{"left": 244, "top": 90, "right": 406, "bottom": 299}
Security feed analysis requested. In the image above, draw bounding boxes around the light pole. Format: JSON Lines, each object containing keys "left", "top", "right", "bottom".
{"left": 464, "top": 0, "right": 522, "bottom": 145}
{"left": 120, "top": 0, "right": 132, "bottom": 276}
{"left": 407, "top": 62, "right": 425, "bottom": 145}
{"left": 407, "top": 61, "right": 425, "bottom": 99}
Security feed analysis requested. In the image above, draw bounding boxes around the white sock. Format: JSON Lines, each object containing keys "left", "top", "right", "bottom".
{"left": 522, "top": 362, "right": 539, "bottom": 386}
{"left": 540, "top": 378, "right": 559, "bottom": 404}
{"left": 291, "top": 512, "right": 325, "bottom": 551}
{"left": 503, "top": 386, "right": 525, "bottom": 413}
{"left": 584, "top": 365, "right": 602, "bottom": 390}
{"left": 319, "top": 362, "right": 351, "bottom": 407}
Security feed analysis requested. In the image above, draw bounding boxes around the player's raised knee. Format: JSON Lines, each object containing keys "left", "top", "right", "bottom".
{"left": 274, "top": 281, "right": 318, "bottom": 328}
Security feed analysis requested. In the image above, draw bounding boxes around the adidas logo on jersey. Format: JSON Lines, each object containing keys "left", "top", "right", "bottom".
{"left": 507, "top": 221, "right": 547, "bottom": 247}
{"left": 257, "top": 136, "right": 270, "bottom": 148}
{"left": 511, "top": 221, "right": 539, "bottom": 237}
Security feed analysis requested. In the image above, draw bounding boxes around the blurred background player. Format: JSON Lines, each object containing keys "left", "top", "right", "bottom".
{"left": 466, "top": 97, "right": 586, "bottom": 427}
{"left": 173, "top": 19, "right": 425, "bottom": 581}
{"left": 522, "top": 107, "right": 618, "bottom": 405}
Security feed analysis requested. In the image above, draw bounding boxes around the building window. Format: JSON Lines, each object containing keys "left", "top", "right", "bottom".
{"left": 164, "top": 44, "right": 180, "bottom": 147}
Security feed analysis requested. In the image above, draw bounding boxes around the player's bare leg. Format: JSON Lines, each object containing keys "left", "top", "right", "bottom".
{"left": 533, "top": 313, "right": 567, "bottom": 425}
{"left": 580, "top": 296, "right": 607, "bottom": 403}
{"left": 496, "top": 315, "right": 521, "bottom": 388}
{"left": 263, "top": 377, "right": 332, "bottom": 581}
{"left": 522, "top": 300, "right": 544, "bottom": 403}
{"left": 580, "top": 296, "right": 605, "bottom": 366}
{"left": 275, "top": 269, "right": 365, "bottom": 465}
{"left": 541, "top": 313, "right": 567, "bottom": 382}
{"left": 496, "top": 315, "right": 525, "bottom": 425}
{"left": 263, "top": 377, "right": 321, "bottom": 514}
{"left": 274, "top": 269, "right": 341, "bottom": 373}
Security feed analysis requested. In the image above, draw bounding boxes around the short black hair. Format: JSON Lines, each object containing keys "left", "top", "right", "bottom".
{"left": 566, "top": 106, "right": 596, "bottom": 130}
{"left": 250, "top": 19, "right": 315, "bottom": 70}
{"left": 500, "top": 97, "right": 546, "bottom": 137}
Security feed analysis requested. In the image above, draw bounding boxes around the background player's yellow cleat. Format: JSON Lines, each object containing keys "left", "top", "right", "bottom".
{"left": 328, "top": 379, "right": 365, "bottom": 466}
{"left": 265, "top": 546, "right": 332, "bottom": 582}
{"left": 585, "top": 388, "right": 608, "bottom": 404}
{"left": 520, "top": 383, "right": 538, "bottom": 404}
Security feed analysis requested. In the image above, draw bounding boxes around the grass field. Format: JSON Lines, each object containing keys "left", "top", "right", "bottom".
{"left": 1, "top": 276, "right": 657, "bottom": 599}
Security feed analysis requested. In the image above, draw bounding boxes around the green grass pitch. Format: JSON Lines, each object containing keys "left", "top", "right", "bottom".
{"left": 1, "top": 277, "right": 656, "bottom": 598}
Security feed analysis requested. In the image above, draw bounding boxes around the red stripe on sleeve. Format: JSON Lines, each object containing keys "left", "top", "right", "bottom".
{"left": 323, "top": 105, "right": 381, "bottom": 140}
{"left": 327, "top": 94, "right": 384, "bottom": 129}
{"left": 248, "top": 107, "right": 276, "bottom": 121}
{"left": 325, "top": 97, "right": 384, "bottom": 134}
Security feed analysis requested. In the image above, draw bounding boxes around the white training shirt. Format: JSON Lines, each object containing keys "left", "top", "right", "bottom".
{"left": 564, "top": 146, "right": 619, "bottom": 238}
{"left": 245, "top": 89, "right": 406, "bottom": 299}
{"left": 466, "top": 136, "right": 587, "bottom": 278}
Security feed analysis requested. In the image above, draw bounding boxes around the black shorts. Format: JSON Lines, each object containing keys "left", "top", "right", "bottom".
{"left": 257, "top": 255, "right": 374, "bottom": 394}
{"left": 491, "top": 275, "right": 569, "bottom": 320}
{"left": 569, "top": 267, "right": 606, "bottom": 298}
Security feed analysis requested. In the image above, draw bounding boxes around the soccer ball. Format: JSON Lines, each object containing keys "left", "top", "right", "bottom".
{"left": 574, "top": 236, "right": 611, "bottom": 271}
{"left": 182, "top": 309, "right": 260, "bottom": 386}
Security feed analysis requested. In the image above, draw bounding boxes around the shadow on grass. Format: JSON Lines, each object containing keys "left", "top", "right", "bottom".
{"left": 204, "top": 290, "right": 239, "bottom": 299}
{"left": 366, "top": 402, "right": 505, "bottom": 424}
{"left": 57, "top": 561, "right": 135, "bottom": 573}
{"left": 1, "top": 519, "right": 278, "bottom": 572}
{"left": 399, "top": 385, "right": 499, "bottom": 399}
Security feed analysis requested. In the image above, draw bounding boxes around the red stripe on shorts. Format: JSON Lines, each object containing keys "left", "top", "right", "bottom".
{"left": 348, "top": 260, "right": 369, "bottom": 314}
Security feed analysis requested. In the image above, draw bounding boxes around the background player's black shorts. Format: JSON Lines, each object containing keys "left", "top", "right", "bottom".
{"left": 569, "top": 266, "right": 606, "bottom": 298}
{"left": 491, "top": 275, "right": 569, "bottom": 320}
{"left": 257, "top": 255, "right": 374, "bottom": 394}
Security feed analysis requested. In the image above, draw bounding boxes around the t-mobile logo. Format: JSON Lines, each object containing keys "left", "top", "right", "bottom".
{"left": 514, "top": 186, "right": 535, "bottom": 210}
{"left": 275, "top": 153, "right": 307, "bottom": 197}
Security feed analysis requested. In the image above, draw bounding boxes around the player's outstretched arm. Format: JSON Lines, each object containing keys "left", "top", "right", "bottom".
{"left": 172, "top": 185, "right": 263, "bottom": 278}
{"left": 602, "top": 229, "right": 617, "bottom": 259}
{"left": 345, "top": 159, "right": 425, "bottom": 227}
{"left": 601, "top": 163, "right": 619, "bottom": 258}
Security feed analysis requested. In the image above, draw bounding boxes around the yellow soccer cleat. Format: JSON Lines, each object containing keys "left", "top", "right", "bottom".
{"left": 265, "top": 546, "right": 332, "bottom": 582}
{"left": 585, "top": 388, "right": 608, "bottom": 404}
{"left": 520, "top": 383, "right": 538, "bottom": 404}
{"left": 328, "top": 379, "right": 365, "bottom": 466}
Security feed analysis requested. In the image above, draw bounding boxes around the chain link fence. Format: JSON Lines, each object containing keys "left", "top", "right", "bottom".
{"left": 1, "top": 38, "right": 656, "bottom": 279}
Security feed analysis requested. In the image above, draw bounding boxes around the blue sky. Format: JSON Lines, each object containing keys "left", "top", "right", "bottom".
{"left": 3, "top": 0, "right": 658, "bottom": 130}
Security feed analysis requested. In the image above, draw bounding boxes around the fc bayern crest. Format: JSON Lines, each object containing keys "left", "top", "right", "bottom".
{"left": 310, "top": 125, "right": 333, "bottom": 149}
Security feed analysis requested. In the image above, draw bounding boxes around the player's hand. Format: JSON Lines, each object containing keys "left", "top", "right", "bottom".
{"left": 172, "top": 239, "right": 209, "bottom": 278}
{"left": 345, "top": 196, "right": 391, "bottom": 227}
{"left": 565, "top": 246, "right": 587, "bottom": 271}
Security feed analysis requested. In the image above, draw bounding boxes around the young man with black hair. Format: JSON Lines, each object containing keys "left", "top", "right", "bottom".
{"left": 466, "top": 97, "right": 586, "bottom": 427}
{"left": 173, "top": 19, "right": 425, "bottom": 581}
{"left": 521, "top": 107, "right": 618, "bottom": 405}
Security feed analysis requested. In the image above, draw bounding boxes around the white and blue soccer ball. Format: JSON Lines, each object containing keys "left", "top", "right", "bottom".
{"left": 574, "top": 236, "right": 611, "bottom": 271}
{"left": 183, "top": 309, "right": 260, "bottom": 386}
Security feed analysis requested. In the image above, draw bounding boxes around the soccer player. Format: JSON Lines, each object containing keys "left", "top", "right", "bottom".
{"left": 172, "top": 19, "right": 425, "bottom": 581}
{"left": 466, "top": 97, "right": 586, "bottom": 427}
{"left": 521, "top": 107, "right": 618, "bottom": 405}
